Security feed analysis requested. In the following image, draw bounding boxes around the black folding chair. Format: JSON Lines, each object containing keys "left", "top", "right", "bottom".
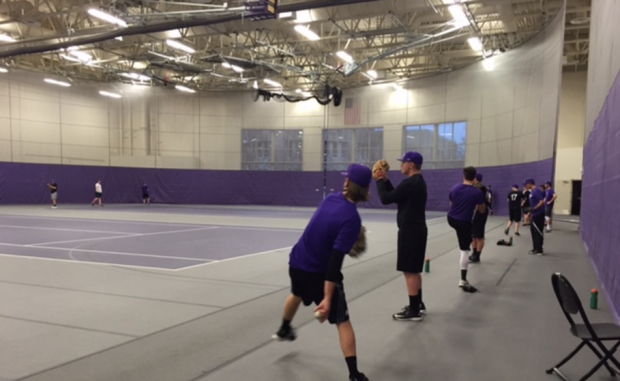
{"left": 547, "top": 273, "right": 620, "bottom": 381}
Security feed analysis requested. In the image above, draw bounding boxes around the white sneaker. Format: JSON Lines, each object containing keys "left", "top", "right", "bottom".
{"left": 459, "top": 279, "right": 470, "bottom": 288}
{"left": 51, "top": 206, "right": 57, "bottom": 209}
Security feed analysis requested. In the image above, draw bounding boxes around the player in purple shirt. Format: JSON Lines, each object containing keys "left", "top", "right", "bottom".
{"left": 141, "top": 183, "right": 150, "bottom": 205}
{"left": 273, "top": 163, "right": 372, "bottom": 381}
{"left": 447, "top": 166, "right": 486, "bottom": 292}
{"left": 525, "top": 178, "right": 546, "bottom": 255}
{"left": 544, "top": 181, "right": 557, "bottom": 232}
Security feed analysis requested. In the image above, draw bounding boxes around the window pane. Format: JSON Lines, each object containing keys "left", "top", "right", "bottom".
{"left": 242, "top": 129, "right": 303, "bottom": 171}
{"left": 324, "top": 129, "right": 353, "bottom": 170}
{"left": 403, "top": 121, "right": 467, "bottom": 169}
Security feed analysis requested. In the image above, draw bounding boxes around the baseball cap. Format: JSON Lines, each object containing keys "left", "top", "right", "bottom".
{"left": 475, "top": 173, "right": 483, "bottom": 182}
{"left": 524, "top": 178, "right": 535, "bottom": 185}
{"left": 545, "top": 180, "right": 552, "bottom": 186}
{"left": 342, "top": 164, "right": 372, "bottom": 188}
{"left": 512, "top": 184, "right": 519, "bottom": 189}
{"left": 397, "top": 151, "right": 423, "bottom": 166}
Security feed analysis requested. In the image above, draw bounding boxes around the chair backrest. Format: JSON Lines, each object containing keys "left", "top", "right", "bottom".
{"left": 551, "top": 273, "right": 596, "bottom": 335}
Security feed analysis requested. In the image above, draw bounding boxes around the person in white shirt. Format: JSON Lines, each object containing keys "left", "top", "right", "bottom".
{"left": 91, "top": 180, "right": 104, "bottom": 207}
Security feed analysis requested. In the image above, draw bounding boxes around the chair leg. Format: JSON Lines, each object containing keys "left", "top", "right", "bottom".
{"left": 547, "top": 342, "right": 587, "bottom": 374}
{"left": 580, "top": 349, "right": 620, "bottom": 381}
{"left": 585, "top": 341, "right": 618, "bottom": 377}
{"left": 591, "top": 340, "right": 620, "bottom": 375}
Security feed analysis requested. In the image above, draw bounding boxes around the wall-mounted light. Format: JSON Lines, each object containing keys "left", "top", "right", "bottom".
{"left": 176, "top": 85, "right": 196, "bottom": 93}
{"left": 44, "top": 78, "right": 71, "bottom": 87}
{"left": 166, "top": 40, "right": 196, "bottom": 54}
{"left": 87, "top": 9, "right": 127, "bottom": 27}
{"left": 99, "top": 91, "right": 122, "bottom": 98}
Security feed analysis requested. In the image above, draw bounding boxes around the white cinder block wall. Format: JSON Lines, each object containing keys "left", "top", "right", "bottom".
{"left": 0, "top": 10, "right": 564, "bottom": 171}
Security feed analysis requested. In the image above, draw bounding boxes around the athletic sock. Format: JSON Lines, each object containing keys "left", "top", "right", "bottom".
{"left": 345, "top": 356, "right": 360, "bottom": 378}
{"left": 408, "top": 294, "right": 420, "bottom": 313}
{"left": 461, "top": 269, "right": 468, "bottom": 281}
{"left": 281, "top": 319, "right": 291, "bottom": 330}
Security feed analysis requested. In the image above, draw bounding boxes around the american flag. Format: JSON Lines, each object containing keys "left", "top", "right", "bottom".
{"left": 344, "top": 97, "right": 361, "bottom": 125}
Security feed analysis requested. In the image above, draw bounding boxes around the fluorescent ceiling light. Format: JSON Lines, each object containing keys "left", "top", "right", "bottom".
{"left": 278, "top": 11, "right": 294, "bottom": 19}
{"left": 115, "top": 36, "right": 123, "bottom": 41}
{"left": 0, "top": 34, "right": 16, "bottom": 42}
{"left": 176, "top": 85, "right": 196, "bottom": 93}
{"left": 120, "top": 72, "right": 150, "bottom": 81}
{"left": 294, "top": 25, "right": 320, "bottom": 41}
{"left": 222, "top": 62, "right": 244, "bottom": 72}
{"left": 166, "top": 40, "right": 195, "bottom": 54}
{"left": 60, "top": 54, "right": 82, "bottom": 63}
{"left": 482, "top": 59, "right": 495, "bottom": 71}
{"left": 336, "top": 51, "right": 354, "bottom": 63}
{"left": 264, "top": 78, "right": 281, "bottom": 87}
{"left": 69, "top": 50, "right": 92, "bottom": 62}
{"left": 87, "top": 9, "right": 127, "bottom": 27}
{"left": 295, "top": 88, "right": 302, "bottom": 93}
{"left": 252, "top": 80, "right": 258, "bottom": 89}
{"left": 294, "top": 10, "right": 312, "bottom": 23}
{"left": 99, "top": 91, "right": 122, "bottom": 98}
{"left": 467, "top": 37, "right": 483, "bottom": 52}
{"left": 0, "top": 67, "right": 8, "bottom": 73}
{"left": 367, "top": 70, "right": 377, "bottom": 79}
{"left": 44, "top": 78, "right": 71, "bottom": 87}
{"left": 448, "top": 5, "right": 470, "bottom": 28}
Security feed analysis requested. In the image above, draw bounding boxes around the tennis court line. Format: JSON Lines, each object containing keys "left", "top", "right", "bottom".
{"left": 174, "top": 246, "right": 293, "bottom": 272}
{"left": 0, "top": 224, "right": 137, "bottom": 235}
{"left": 28, "top": 226, "right": 219, "bottom": 246}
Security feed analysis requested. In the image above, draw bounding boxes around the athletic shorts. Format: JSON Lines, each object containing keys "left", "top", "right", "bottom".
{"left": 289, "top": 267, "right": 349, "bottom": 325}
{"left": 143, "top": 193, "right": 150, "bottom": 199}
{"left": 95, "top": 192, "right": 102, "bottom": 198}
{"left": 523, "top": 206, "right": 531, "bottom": 215}
{"left": 545, "top": 205, "right": 554, "bottom": 217}
{"left": 448, "top": 216, "right": 472, "bottom": 251}
{"left": 50, "top": 193, "right": 57, "bottom": 201}
{"left": 471, "top": 212, "right": 488, "bottom": 239}
{"left": 509, "top": 207, "right": 521, "bottom": 222}
{"left": 396, "top": 226, "right": 427, "bottom": 273}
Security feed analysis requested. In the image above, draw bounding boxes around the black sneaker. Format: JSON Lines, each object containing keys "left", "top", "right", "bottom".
{"left": 528, "top": 249, "right": 537, "bottom": 255}
{"left": 469, "top": 256, "right": 480, "bottom": 263}
{"left": 515, "top": 232, "right": 521, "bottom": 236}
{"left": 393, "top": 309, "right": 423, "bottom": 321}
{"left": 504, "top": 228, "right": 509, "bottom": 235}
{"left": 271, "top": 327, "right": 296, "bottom": 341}
{"left": 350, "top": 373, "right": 369, "bottom": 381}
{"left": 401, "top": 303, "right": 427, "bottom": 315}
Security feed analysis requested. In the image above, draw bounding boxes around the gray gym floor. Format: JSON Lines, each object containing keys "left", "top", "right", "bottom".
{"left": 0, "top": 205, "right": 614, "bottom": 381}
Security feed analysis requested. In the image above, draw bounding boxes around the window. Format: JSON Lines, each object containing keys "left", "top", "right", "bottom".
{"left": 324, "top": 127, "right": 383, "bottom": 171}
{"left": 242, "top": 129, "right": 303, "bottom": 171}
{"left": 404, "top": 122, "right": 467, "bottom": 169}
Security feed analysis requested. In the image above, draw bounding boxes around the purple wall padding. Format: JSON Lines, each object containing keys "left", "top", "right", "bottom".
{"left": 581, "top": 70, "right": 620, "bottom": 323}
{"left": 0, "top": 159, "right": 552, "bottom": 213}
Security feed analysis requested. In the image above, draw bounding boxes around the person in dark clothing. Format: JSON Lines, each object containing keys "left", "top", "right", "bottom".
{"left": 141, "top": 183, "right": 150, "bottom": 205}
{"left": 469, "top": 173, "right": 488, "bottom": 263}
{"left": 522, "top": 186, "right": 532, "bottom": 226}
{"left": 505, "top": 184, "right": 523, "bottom": 236}
{"left": 525, "top": 178, "right": 546, "bottom": 255}
{"left": 47, "top": 180, "right": 58, "bottom": 208}
{"left": 374, "top": 151, "right": 428, "bottom": 321}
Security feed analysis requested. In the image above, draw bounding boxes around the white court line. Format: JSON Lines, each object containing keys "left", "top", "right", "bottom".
{"left": 28, "top": 226, "right": 219, "bottom": 246}
{"left": 174, "top": 246, "right": 293, "bottom": 272}
{"left": 0, "top": 242, "right": 214, "bottom": 262}
{"left": 0, "top": 252, "right": 185, "bottom": 272}
{"left": 218, "top": 226, "right": 303, "bottom": 232}
{"left": 0, "top": 214, "right": 213, "bottom": 228}
{"left": 0, "top": 224, "right": 136, "bottom": 235}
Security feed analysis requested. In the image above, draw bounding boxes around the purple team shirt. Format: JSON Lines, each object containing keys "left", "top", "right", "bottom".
{"left": 447, "top": 183, "right": 486, "bottom": 222}
{"left": 530, "top": 188, "right": 546, "bottom": 216}
{"left": 289, "top": 192, "right": 361, "bottom": 274}
{"left": 545, "top": 188, "right": 556, "bottom": 204}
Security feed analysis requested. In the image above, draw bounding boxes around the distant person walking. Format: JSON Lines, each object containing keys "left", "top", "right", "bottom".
{"left": 47, "top": 180, "right": 58, "bottom": 209}
{"left": 544, "top": 181, "right": 557, "bottom": 232}
{"left": 91, "top": 180, "right": 103, "bottom": 207}
{"left": 142, "top": 183, "right": 150, "bottom": 205}
{"left": 505, "top": 184, "right": 523, "bottom": 236}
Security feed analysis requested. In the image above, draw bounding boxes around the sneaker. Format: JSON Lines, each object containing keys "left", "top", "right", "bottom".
{"left": 51, "top": 206, "right": 57, "bottom": 209}
{"left": 504, "top": 228, "right": 509, "bottom": 235}
{"left": 469, "top": 256, "right": 480, "bottom": 263}
{"left": 515, "top": 232, "right": 520, "bottom": 236}
{"left": 536, "top": 251, "right": 544, "bottom": 256}
{"left": 458, "top": 279, "right": 470, "bottom": 288}
{"left": 393, "top": 309, "right": 423, "bottom": 321}
{"left": 350, "top": 373, "right": 369, "bottom": 381}
{"left": 91, "top": 203, "right": 94, "bottom": 206}
{"left": 419, "top": 301, "right": 426, "bottom": 314}
{"left": 271, "top": 327, "right": 296, "bottom": 341}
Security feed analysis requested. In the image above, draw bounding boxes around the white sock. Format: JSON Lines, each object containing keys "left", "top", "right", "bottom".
{"left": 460, "top": 250, "right": 469, "bottom": 270}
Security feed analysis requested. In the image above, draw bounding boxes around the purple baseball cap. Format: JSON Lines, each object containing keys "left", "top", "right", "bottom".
{"left": 524, "top": 178, "right": 535, "bottom": 185}
{"left": 512, "top": 184, "right": 519, "bottom": 189}
{"left": 342, "top": 164, "right": 372, "bottom": 188}
{"left": 475, "top": 173, "right": 483, "bottom": 182}
{"left": 545, "top": 180, "right": 552, "bottom": 186}
{"left": 397, "top": 151, "right": 423, "bottom": 166}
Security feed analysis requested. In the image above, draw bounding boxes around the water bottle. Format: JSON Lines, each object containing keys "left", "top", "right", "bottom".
{"left": 590, "top": 288, "right": 598, "bottom": 310}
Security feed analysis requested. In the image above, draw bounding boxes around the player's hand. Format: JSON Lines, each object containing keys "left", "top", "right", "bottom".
{"left": 314, "top": 300, "right": 330, "bottom": 324}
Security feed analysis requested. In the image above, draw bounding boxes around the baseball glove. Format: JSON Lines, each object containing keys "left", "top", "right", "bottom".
{"left": 372, "top": 159, "right": 390, "bottom": 180}
{"left": 349, "top": 226, "right": 367, "bottom": 258}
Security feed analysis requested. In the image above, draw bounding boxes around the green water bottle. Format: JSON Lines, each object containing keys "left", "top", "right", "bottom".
{"left": 590, "top": 289, "right": 598, "bottom": 310}
{"left": 509, "top": 236, "right": 513, "bottom": 246}
{"left": 424, "top": 258, "right": 430, "bottom": 273}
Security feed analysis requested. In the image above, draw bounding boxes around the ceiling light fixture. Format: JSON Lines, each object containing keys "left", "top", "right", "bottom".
{"left": 367, "top": 70, "right": 378, "bottom": 79}
{"left": 0, "top": 34, "right": 16, "bottom": 42}
{"left": 99, "top": 91, "right": 122, "bottom": 98}
{"left": 222, "top": 62, "right": 244, "bottom": 72}
{"left": 264, "top": 78, "right": 282, "bottom": 87}
{"left": 448, "top": 5, "right": 470, "bottom": 28}
{"left": 120, "top": 72, "right": 150, "bottom": 81}
{"left": 336, "top": 51, "right": 354, "bottom": 63}
{"left": 295, "top": 88, "right": 302, "bottom": 93}
{"left": 44, "top": 78, "right": 71, "bottom": 87}
{"left": 294, "top": 25, "right": 320, "bottom": 41}
{"left": 176, "top": 85, "right": 196, "bottom": 93}
{"left": 467, "top": 37, "right": 483, "bottom": 52}
{"left": 87, "top": 9, "right": 127, "bottom": 27}
{"left": 0, "top": 67, "right": 8, "bottom": 73}
{"left": 166, "top": 40, "right": 196, "bottom": 54}
{"left": 482, "top": 58, "right": 495, "bottom": 71}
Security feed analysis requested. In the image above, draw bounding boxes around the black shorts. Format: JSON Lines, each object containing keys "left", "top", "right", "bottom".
{"left": 397, "top": 226, "right": 427, "bottom": 273}
{"left": 289, "top": 267, "right": 349, "bottom": 325}
{"left": 95, "top": 192, "right": 102, "bottom": 198}
{"left": 509, "top": 208, "right": 522, "bottom": 222}
{"left": 545, "top": 205, "right": 554, "bottom": 217}
{"left": 523, "top": 206, "right": 531, "bottom": 215}
{"left": 471, "top": 212, "right": 488, "bottom": 239}
{"left": 448, "top": 216, "right": 472, "bottom": 251}
{"left": 143, "top": 193, "right": 150, "bottom": 199}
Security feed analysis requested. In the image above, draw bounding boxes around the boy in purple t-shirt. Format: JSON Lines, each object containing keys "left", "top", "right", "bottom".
{"left": 273, "top": 163, "right": 372, "bottom": 381}
{"left": 447, "top": 166, "right": 486, "bottom": 292}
